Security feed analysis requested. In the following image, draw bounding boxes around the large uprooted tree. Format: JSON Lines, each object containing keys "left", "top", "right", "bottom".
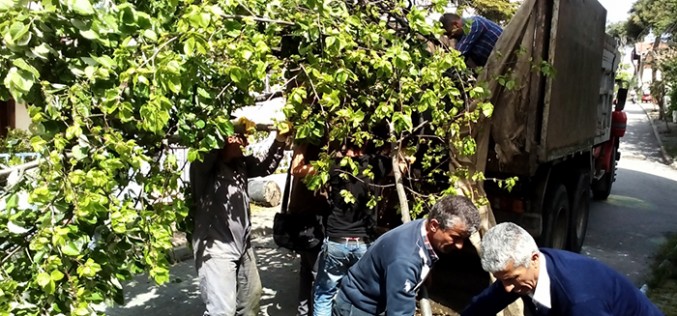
{"left": 0, "top": 0, "right": 528, "bottom": 315}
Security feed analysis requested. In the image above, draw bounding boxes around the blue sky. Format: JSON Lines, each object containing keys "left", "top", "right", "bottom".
{"left": 598, "top": 0, "right": 636, "bottom": 23}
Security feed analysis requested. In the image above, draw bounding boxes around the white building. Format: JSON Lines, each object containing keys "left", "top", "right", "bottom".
{"left": 0, "top": 100, "right": 31, "bottom": 137}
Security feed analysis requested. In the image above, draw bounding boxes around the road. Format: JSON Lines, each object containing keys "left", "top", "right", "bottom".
{"left": 583, "top": 101, "right": 677, "bottom": 285}
{"left": 106, "top": 101, "right": 677, "bottom": 315}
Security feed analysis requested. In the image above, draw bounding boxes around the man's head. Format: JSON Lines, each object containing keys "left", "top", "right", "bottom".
{"left": 439, "top": 13, "right": 464, "bottom": 39}
{"left": 426, "top": 195, "right": 480, "bottom": 254}
{"left": 222, "top": 133, "right": 249, "bottom": 161}
{"left": 480, "top": 222, "right": 540, "bottom": 295}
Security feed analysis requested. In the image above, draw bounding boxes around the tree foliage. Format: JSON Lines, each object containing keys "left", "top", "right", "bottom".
{"left": 458, "top": 0, "right": 517, "bottom": 23}
{"left": 0, "top": 0, "right": 498, "bottom": 314}
{"left": 625, "top": 0, "right": 677, "bottom": 42}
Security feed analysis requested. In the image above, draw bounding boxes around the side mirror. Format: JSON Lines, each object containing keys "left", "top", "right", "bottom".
{"left": 615, "top": 88, "right": 628, "bottom": 111}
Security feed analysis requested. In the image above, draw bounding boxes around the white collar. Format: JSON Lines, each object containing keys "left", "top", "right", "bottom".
{"left": 529, "top": 252, "right": 551, "bottom": 309}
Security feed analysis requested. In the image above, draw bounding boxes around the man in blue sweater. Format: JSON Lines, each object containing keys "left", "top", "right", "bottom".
{"left": 332, "top": 195, "right": 481, "bottom": 316}
{"left": 462, "top": 222, "right": 664, "bottom": 316}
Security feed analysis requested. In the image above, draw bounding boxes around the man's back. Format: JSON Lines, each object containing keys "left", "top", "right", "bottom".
{"left": 541, "top": 248, "right": 663, "bottom": 315}
{"left": 463, "top": 248, "right": 664, "bottom": 315}
{"left": 339, "top": 219, "right": 435, "bottom": 315}
{"left": 456, "top": 16, "right": 502, "bottom": 66}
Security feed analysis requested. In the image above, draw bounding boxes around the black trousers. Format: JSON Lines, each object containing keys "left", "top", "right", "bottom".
{"left": 297, "top": 248, "right": 321, "bottom": 316}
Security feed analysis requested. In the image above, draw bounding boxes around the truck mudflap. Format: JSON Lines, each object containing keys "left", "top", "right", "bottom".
{"left": 611, "top": 110, "right": 627, "bottom": 138}
{"left": 594, "top": 137, "right": 617, "bottom": 173}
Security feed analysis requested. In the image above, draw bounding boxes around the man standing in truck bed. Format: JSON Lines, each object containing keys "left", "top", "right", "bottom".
{"left": 440, "top": 13, "right": 503, "bottom": 67}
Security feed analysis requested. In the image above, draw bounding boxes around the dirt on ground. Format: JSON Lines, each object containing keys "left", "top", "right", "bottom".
{"left": 646, "top": 107, "right": 677, "bottom": 161}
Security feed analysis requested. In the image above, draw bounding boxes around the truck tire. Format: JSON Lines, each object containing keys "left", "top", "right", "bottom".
{"left": 592, "top": 147, "right": 617, "bottom": 200}
{"left": 567, "top": 172, "right": 590, "bottom": 253}
{"left": 541, "top": 184, "right": 570, "bottom": 249}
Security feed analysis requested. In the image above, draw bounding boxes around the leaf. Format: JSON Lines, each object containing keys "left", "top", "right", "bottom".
{"left": 7, "top": 221, "right": 30, "bottom": 235}
{"left": 229, "top": 67, "right": 245, "bottom": 83}
{"left": 91, "top": 55, "right": 116, "bottom": 69}
{"left": 187, "top": 148, "right": 199, "bottom": 162}
{"left": 5, "top": 193, "right": 18, "bottom": 210}
{"left": 31, "top": 43, "right": 52, "bottom": 60}
{"left": 61, "top": 241, "right": 81, "bottom": 257}
{"left": 392, "top": 112, "right": 413, "bottom": 133}
{"left": 195, "top": 120, "right": 205, "bottom": 129}
{"left": 4, "top": 67, "right": 35, "bottom": 99}
{"left": 80, "top": 29, "right": 99, "bottom": 40}
{"left": 480, "top": 102, "right": 494, "bottom": 118}
{"left": 143, "top": 29, "right": 158, "bottom": 42}
{"left": 50, "top": 270, "right": 65, "bottom": 281}
{"left": 71, "top": 145, "right": 89, "bottom": 161}
{"left": 70, "top": 0, "right": 95, "bottom": 16}
{"left": 36, "top": 272, "right": 51, "bottom": 287}
{"left": 8, "top": 21, "right": 29, "bottom": 44}
{"left": 13, "top": 59, "right": 39, "bottom": 78}
{"left": 0, "top": 0, "right": 14, "bottom": 11}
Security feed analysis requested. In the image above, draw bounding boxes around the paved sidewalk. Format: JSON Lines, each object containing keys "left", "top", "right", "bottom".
{"left": 620, "top": 101, "right": 665, "bottom": 163}
{"left": 636, "top": 102, "right": 677, "bottom": 167}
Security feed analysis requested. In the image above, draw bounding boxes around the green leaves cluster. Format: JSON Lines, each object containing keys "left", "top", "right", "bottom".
{"left": 0, "top": 0, "right": 497, "bottom": 314}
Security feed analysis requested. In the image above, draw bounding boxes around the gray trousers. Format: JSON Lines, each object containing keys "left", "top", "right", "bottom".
{"left": 196, "top": 247, "right": 262, "bottom": 316}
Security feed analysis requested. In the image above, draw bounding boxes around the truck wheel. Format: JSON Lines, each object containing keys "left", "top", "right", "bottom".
{"left": 541, "top": 184, "right": 570, "bottom": 249}
{"left": 592, "top": 147, "right": 617, "bottom": 200}
{"left": 567, "top": 172, "right": 590, "bottom": 253}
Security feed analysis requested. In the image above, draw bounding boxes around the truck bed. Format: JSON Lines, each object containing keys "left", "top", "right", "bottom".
{"left": 485, "top": 0, "right": 609, "bottom": 177}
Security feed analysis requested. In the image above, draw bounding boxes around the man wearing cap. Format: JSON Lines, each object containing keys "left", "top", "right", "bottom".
{"left": 190, "top": 117, "right": 289, "bottom": 316}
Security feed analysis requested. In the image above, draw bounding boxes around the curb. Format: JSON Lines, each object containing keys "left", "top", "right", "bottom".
{"left": 637, "top": 102, "right": 677, "bottom": 169}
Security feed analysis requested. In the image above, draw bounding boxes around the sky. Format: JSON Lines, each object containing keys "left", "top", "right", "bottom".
{"left": 598, "top": 0, "right": 636, "bottom": 24}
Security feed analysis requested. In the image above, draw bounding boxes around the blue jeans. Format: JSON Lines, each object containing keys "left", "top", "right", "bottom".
{"left": 313, "top": 239, "right": 369, "bottom": 316}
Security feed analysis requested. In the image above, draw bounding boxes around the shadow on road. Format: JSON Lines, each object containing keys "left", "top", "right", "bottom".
{"left": 585, "top": 163, "right": 677, "bottom": 285}
{"left": 106, "top": 245, "right": 301, "bottom": 316}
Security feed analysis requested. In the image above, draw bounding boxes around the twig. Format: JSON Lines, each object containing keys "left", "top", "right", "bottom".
{"left": 222, "top": 14, "right": 294, "bottom": 26}
{"left": 300, "top": 64, "right": 323, "bottom": 110}
{"left": 139, "top": 36, "right": 179, "bottom": 69}
{"left": 1, "top": 245, "right": 23, "bottom": 265}
{"left": 0, "top": 159, "right": 43, "bottom": 178}
{"left": 254, "top": 90, "right": 283, "bottom": 102}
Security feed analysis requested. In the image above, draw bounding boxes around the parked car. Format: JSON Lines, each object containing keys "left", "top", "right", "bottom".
{"left": 642, "top": 93, "right": 652, "bottom": 103}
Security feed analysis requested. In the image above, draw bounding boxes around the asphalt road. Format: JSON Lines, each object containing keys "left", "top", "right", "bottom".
{"left": 583, "top": 101, "right": 677, "bottom": 285}
{"left": 106, "top": 101, "right": 677, "bottom": 315}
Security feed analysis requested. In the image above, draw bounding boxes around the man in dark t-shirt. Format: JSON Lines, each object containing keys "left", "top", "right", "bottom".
{"left": 313, "top": 143, "right": 392, "bottom": 316}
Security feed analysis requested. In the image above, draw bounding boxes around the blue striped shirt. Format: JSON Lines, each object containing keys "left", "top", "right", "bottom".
{"left": 456, "top": 16, "right": 503, "bottom": 66}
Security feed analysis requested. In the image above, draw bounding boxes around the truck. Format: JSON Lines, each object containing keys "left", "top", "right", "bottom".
{"left": 483, "top": 0, "right": 628, "bottom": 253}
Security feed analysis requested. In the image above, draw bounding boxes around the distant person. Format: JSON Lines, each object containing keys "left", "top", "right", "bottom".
{"left": 462, "top": 222, "right": 664, "bottom": 316}
{"left": 332, "top": 195, "right": 481, "bottom": 316}
{"left": 190, "top": 119, "right": 289, "bottom": 316}
{"left": 440, "top": 13, "right": 503, "bottom": 67}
